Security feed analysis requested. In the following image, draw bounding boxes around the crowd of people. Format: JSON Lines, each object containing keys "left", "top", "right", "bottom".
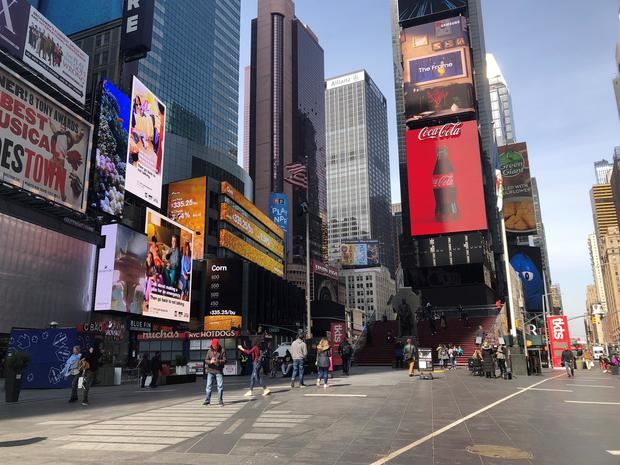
{"left": 470, "top": 341, "right": 509, "bottom": 379}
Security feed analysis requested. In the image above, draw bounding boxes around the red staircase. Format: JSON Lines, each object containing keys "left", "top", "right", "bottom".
{"left": 355, "top": 321, "right": 399, "bottom": 366}
{"left": 416, "top": 316, "right": 498, "bottom": 365}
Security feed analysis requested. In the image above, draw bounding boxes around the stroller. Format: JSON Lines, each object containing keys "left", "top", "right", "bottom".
{"left": 469, "top": 357, "right": 484, "bottom": 376}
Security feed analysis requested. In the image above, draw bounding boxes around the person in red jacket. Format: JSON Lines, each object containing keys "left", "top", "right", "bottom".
{"left": 238, "top": 341, "right": 270, "bottom": 397}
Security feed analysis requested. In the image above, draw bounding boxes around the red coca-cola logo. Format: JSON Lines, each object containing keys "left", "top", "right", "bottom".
{"left": 432, "top": 174, "right": 454, "bottom": 188}
{"left": 418, "top": 123, "right": 463, "bottom": 141}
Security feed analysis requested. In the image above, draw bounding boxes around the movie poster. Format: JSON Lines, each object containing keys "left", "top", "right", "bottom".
{"left": 144, "top": 209, "right": 193, "bottom": 322}
{"left": 126, "top": 77, "right": 166, "bottom": 207}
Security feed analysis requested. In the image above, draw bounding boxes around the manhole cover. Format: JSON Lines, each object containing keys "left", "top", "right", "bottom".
{"left": 466, "top": 445, "right": 533, "bottom": 460}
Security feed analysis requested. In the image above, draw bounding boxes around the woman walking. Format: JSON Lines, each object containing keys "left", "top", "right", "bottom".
{"left": 60, "top": 345, "right": 82, "bottom": 402}
{"left": 316, "top": 338, "right": 331, "bottom": 388}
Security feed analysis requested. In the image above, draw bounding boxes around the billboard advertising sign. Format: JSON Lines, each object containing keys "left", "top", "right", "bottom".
{"left": 219, "top": 229, "right": 284, "bottom": 277}
{"left": 126, "top": 76, "right": 165, "bottom": 207}
{"left": 94, "top": 223, "right": 147, "bottom": 313}
{"left": 509, "top": 245, "right": 544, "bottom": 312}
{"left": 0, "top": 64, "right": 92, "bottom": 212}
{"left": 144, "top": 208, "right": 194, "bottom": 322}
{"left": 269, "top": 191, "right": 289, "bottom": 236}
{"left": 340, "top": 241, "right": 380, "bottom": 268}
{"left": 221, "top": 181, "right": 284, "bottom": 240}
{"left": 406, "top": 121, "right": 487, "bottom": 236}
{"left": 547, "top": 315, "right": 571, "bottom": 368}
{"left": 398, "top": 0, "right": 466, "bottom": 24}
{"left": 90, "top": 80, "right": 130, "bottom": 217}
{"left": 121, "top": 0, "right": 155, "bottom": 62}
{"left": 330, "top": 321, "right": 345, "bottom": 366}
{"left": 167, "top": 176, "right": 207, "bottom": 259}
{"left": 499, "top": 143, "right": 536, "bottom": 235}
{"left": 205, "top": 258, "right": 242, "bottom": 331}
{"left": 401, "top": 16, "right": 474, "bottom": 124}
{"left": 220, "top": 202, "right": 284, "bottom": 258}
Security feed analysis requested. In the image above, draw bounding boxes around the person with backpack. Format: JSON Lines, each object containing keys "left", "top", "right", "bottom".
{"left": 60, "top": 345, "right": 81, "bottom": 403}
{"left": 404, "top": 339, "right": 417, "bottom": 377}
{"left": 316, "top": 338, "right": 331, "bottom": 388}
{"left": 561, "top": 348, "right": 575, "bottom": 377}
{"left": 203, "top": 338, "right": 226, "bottom": 406}
{"left": 238, "top": 340, "right": 271, "bottom": 397}
{"left": 339, "top": 337, "right": 353, "bottom": 376}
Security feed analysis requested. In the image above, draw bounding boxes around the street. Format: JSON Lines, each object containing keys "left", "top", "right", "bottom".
{"left": 1, "top": 367, "right": 618, "bottom": 465}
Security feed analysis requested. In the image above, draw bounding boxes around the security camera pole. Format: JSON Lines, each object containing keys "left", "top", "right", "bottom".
{"left": 284, "top": 160, "right": 310, "bottom": 338}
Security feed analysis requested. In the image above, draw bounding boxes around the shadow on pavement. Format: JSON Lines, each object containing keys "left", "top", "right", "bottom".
{"left": 0, "top": 437, "right": 47, "bottom": 447}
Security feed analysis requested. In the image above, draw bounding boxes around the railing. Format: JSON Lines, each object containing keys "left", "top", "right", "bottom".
{"left": 417, "top": 304, "right": 499, "bottom": 320}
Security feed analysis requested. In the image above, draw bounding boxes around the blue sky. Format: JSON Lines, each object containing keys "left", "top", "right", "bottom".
{"left": 237, "top": 0, "right": 620, "bottom": 337}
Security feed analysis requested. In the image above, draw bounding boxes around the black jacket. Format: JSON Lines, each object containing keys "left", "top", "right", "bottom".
{"left": 150, "top": 355, "right": 162, "bottom": 373}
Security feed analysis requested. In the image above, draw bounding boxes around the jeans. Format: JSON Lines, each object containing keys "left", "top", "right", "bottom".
{"left": 498, "top": 359, "right": 507, "bottom": 376}
{"left": 450, "top": 357, "right": 457, "bottom": 369}
{"left": 165, "top": 268, "right": 177, "bottom": 287}
{"left": 82, "top": 370, "right": 95, "bottom": 403}
{"left": 150, "top": 371, "right": 159, "bottom": 387}
{"left": 291, "top": 359, "right": 304, "bottom": 384}
{"left": 318, "top": 366, "right": 329, "bottom": 384}
{"left": 342, "top": 356, "right": 351, "bottom": 374}
{"left": 69, "top": 374, "right": 79, "bottom": 400}
{"left": 281, "top": 364, "right": 293, "bottom": 376}
{"left": 249, "top": 363, "right": 265, "bottom": 390}
{"left": 205, "top": 372, "right": 223, "bottom": 403}
{"left": 565, "top": 363, "right": 574, "bottom": 377}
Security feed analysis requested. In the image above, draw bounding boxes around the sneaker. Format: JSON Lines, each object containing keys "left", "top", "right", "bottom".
{"left": 323, "top": 383, "right": 328, "bottom": 389}
{"left": 291, "top": 381, "right": 295, "bottom": 388}
{"left": 300, "top": 383, "right": 307, "bottom": 387}
{"left": 316, "top": 379, "right": 320, "bottom": 387}
{"left": 219, "top": 402, "right": 225, "bottom": 407}
{"left": 244, "top": 390, "right": 253, "bottom": 397}
{"left": 203, "top": 400, "right": 210, "bottom": 406}
{"left": 81, "top": 402, "right": 88, "bottom": 406}
{"left": 262, "top": 388, "right": 271, "bottom": 396}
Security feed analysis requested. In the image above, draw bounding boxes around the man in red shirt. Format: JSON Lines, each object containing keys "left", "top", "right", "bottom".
{"left": 238, "top": 341, "right": 270, "bottom": 397}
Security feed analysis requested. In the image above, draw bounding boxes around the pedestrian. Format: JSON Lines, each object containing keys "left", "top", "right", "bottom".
{"left": 138, "top": 352, "right": 150, "bottom": 388}
{"left": 238, "top": 340, "right": 271, "bottom": 397}
{"left": 60, "top": 345, "right": 81, "bottom": 403}
{"left": 404, "top": 338, "right": 417, "bottom": 377}
{"left": 316, "top": 338, "right": 331, "bottom": 388}
{"left": 476, "top": 325, "right": 485, "bottom": 344}
{"left": 150, "top": 351, "right": 162, "bottom": 388}
{"left": 290, "top": 329, "right": 308, "bottom": 388}
{"left": 440, "top": 312, "right": 448, "bottom": 330}
{"left": 496, "top": 344, "right": 508, "bottom": 378}
{"left": 394, "top": 339, "right": 404, "bottom": 369}
{"left": 448, "top": 345, "right": 457, "bottom": 370}
{"left": 561, "top": 348, "right": 575, "bottom": 377}
{"left": 203, "top": 338, "right": 226, "bottom": 406}
{"left": 385, "top": 330, "right": 396, "bottom": 345}
{"left": 429, "top": 317, "right": 437, "bottom": 336}
{"left": 339, "top": 337, "right": 353, "bottom": 376}
{"left": 437, "top": 344, "right": 448, "bottom": 369}
{"left": 80, "top": 345, "right": 100, "bottom": 406}
{"left": 481, "top": 341, "right": 495, "bottom": 379}
{"left": 583, "top": 349, "right": 593, "bottom": 370}
{"left": 457, "top": 345, "right": 463, "bottom": 357}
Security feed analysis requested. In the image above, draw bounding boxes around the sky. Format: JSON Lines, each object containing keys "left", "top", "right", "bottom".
{"left": 236, "top": 0, "right": 620, "bottom": 337}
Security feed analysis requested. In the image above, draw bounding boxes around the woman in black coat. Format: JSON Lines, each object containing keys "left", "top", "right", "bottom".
{"left": 481, "top": 342, "right": 495, "bottom": 378}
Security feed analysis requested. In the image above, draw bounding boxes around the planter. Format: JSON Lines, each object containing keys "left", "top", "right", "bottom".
{"left": 4, "top": 369, "right": 22, "bottom": 403}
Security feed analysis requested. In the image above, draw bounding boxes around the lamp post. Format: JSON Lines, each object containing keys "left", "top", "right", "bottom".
{"left": 300, "top": 201, "right": 312, "bottom": 339}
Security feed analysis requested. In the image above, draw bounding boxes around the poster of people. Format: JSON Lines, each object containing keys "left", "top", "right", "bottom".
{"left": 0, "top": 64, "right": 92, "bottom": 212}
{"left": 95, "top": 224, "right": 147, "bottom": 314}
{"left": 23, "top": 6, "right": 89, "bottom": 103}
{"left": 144, "top": 209, "right": 193, "bottom": 322}
{"left": 126, "top": 76, "right": 166, "bottom": 208}
{"left": 90, "top": 80, "right": 130, "bottom": 217}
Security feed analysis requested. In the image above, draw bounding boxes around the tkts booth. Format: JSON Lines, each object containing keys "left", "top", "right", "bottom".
{"left": 547, "top": 315, "right": 571, "bottom": 369}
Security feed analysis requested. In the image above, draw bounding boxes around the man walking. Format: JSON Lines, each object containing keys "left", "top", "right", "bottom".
{"left": 204, "top": 338, "right": 226, "bottom": 406}
{"left": 290, "top": 330, "right": 307, "bottom": 387}
{"left": 339, "top": 337, "right": 353, "bottom": 375}
{"left": 238, "top": 340, "right": 271, "bottom": 397}
{"left": 80, "top": 346, "right": 100, "bottom": 406}
{"left": 562, "top": 348, "right": 575, "bottom": 377}
{"left": 150, "top": 351, "right": 162, "bottom": 388}
{"left": 404, "top": 338, "right": 417, "bottom": 377}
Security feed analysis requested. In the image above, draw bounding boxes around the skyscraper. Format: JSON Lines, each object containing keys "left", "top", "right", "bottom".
{"left": 595, "top": 159, "right": 613, "bottom": 184}
{"left": 243, "top": 66, "right": 251, "bottom": 173}
{"left": 487, "top": 53, "right": 516, "bottom": 148}
{"left": 531, "top": 177, "right": 552, "bottom": 291}
{"left": 248, "top": 0, "right": 326, "bottom": 271}
{"left": 614, "top": 43, "right": 619, "bottom": 119}
{"left": 587, "top": 233, "right": 607, "bottom": 316}
{"left": 325, "top": 70, "right": 394, "bottom": 276}
{"left": 38, "top": 0, "right": 242, "bottom": 184}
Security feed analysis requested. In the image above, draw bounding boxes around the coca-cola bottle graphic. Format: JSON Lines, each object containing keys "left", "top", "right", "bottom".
{"left": 432, "top": 146, "right": 458, "bottom": 221}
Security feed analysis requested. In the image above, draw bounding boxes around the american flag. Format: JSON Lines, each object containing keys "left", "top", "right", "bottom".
{"left": 284, "top": 162, "right": 308, "bottom": 189}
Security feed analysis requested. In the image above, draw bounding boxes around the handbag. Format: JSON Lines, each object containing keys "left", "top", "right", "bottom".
{"left": 78, "top": 376, "right": 84, "bottom": 389}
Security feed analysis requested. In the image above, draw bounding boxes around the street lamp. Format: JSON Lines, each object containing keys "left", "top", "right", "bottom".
{"left": 300, "top": 201, "right": 312, "bottom": 339}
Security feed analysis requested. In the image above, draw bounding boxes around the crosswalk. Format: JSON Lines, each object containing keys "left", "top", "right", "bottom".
{"left": 240, "top": 409, "right": 311, "bottom": 441}
{"left": 46, "top": 396, "right": 252, "bottom": 452}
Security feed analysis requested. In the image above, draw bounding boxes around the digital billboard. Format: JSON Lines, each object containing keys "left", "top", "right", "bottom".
{"left": 340, "top": 241, "right": 380, "bottom": 268}
{"left": 205, "top": 258, "right": 242, "bottom": 331}
{"left": 219, "top": 229, "right": 284, "bottom": 277}
{"left": 220, "top": 202, "right": 284, "bottom": 259}
{"left": 167, "top": 176, "right": 207, "bottom": 259}
{"left": 95, "top": 224, "right": 147, "bottom": 313}
{"left": 144, "top": 209, "right": 194, "bottom": 322}
{"left": 126, "top": 76, "right": 166, "bottom": 207}
{"left": 401, "top": 16, "right": 474, "bottom": 124}
{"left": 0, "top": 64, "right": 93, "bottom": 212}
{"left": 499, "top": 143, "right": 536, "bottom": 235}
{"left": 509, "top": 245, "right": 544, "bottom": 312}
{"left": 269, "top": 192, "right": 289, "bottom": 240}
{"left": 406, "top": 121, "right": 487, "bottom": 236}
{"left": 221, "top": 181, "right": 284, "bottom": 240}
{"left": 398, "top": 0, "right": 467, "bottom": 24}
{"left": 90, "top": 80, "right": 130, "bottom": 217}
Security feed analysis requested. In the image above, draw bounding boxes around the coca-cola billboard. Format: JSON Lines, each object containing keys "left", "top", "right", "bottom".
{"left": 406, "top": 121, "right": 487, "bottom": 236}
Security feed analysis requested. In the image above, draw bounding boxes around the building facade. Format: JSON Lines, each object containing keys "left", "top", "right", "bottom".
{"left": 591, "top": 183, "right": 618, "bottom": 240}
{"left": 341, "top": 266, "right": 395, "bottom": 323}
{"left": 531, "top": 177, "right": 553, "bottom": 292}
{"left": 248, "top": 0, "right": 326, "bottom": 268}
{"left": 600, "top": 227, "right": 620, "bottom": 345}
{"left": 594, "top": 159, "right": 613, "bottom": 185}
{"left": 585, "top": 284, "right": 606, "bottom": 347}
{"left": 487, "top": 53, "right": 516, "bottom": 148}
{"left": 549, "top": 284, "right": 563, "bottom": 314}
{"left": 325, "top": 70, "right": 394, "bottom": 275}
{"left": 588, "top": 233, "right": 608, "bottom": 317}
{"left": 614, "top": 43, "right": 619, "bottom": 120}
